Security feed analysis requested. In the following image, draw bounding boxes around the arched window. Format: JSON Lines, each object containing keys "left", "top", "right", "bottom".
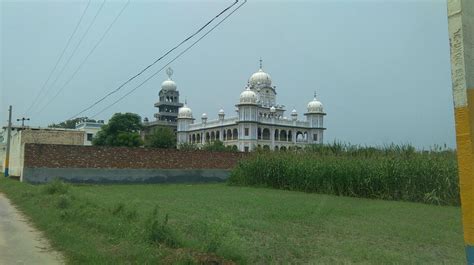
{"left": 274, "top": 129, "right": 279, "bottom": 140}
{"left": 280, "top": 130, "right": 287, "bottom": 141}
{"left": 296, "top": 131, "right": 304, "bottom": 142}
{"left": 288, "top": 130, "right": 292, "bottom": 142}
{"left": 206, "top": 132, "right": 210, "bottom": 143}
{"left": 211, "top": 131, "right": 215, "bottom": 141}
{"left": 216, "top": 131, "right": 220, "bottom": 141}
{"left": 257, "top": 128, "right": 262, "bottom": 139}
{"left": 227, "top": 129, "right": 232, "bottom": 141}
{"left": 233, "top": 128, "right": 238, "bottom": 140}
{"left": 262, "top": 128, "right": 270, "bottom": 140}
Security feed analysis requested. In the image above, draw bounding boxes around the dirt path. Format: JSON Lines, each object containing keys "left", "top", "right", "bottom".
{"left": 0, "top": 193, "right": 64, "bottom": 265}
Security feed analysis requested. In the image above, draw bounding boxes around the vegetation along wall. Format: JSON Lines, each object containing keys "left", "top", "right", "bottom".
{"left": 22, "top": 144, "right": 246, "bottom": 184}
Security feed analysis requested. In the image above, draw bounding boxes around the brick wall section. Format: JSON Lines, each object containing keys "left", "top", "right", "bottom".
{"left": 24, "top": 144, "right": 246, "bottom": 169}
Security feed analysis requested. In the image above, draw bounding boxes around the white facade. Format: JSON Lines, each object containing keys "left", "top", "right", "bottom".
{"left": 0, "top": 126, "right": 85, "bottom": 177}
{"left": 75, "top": 120, "right": 105, "bottom": 145}
{"left": 177, "top": 62, "right": 326, "bottom": 152}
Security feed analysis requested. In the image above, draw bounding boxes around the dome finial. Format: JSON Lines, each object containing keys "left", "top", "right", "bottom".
{"left": 314, "top": 91, "right": 317, "bottom": 100}
{"left": 259, "top": 57, "right": 263, "bottom": 69}
{"left": 166, "top": 67, "right": 173, "bottom": 80}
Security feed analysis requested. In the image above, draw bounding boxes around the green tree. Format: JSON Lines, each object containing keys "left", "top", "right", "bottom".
{"left": 49, "top": 117, "right": 95, "bottom": 129}
{"left": 144, "top": 127, "right": 176, "bottom": 149}
{"left": 92, "top": 113, "right": 143, "bottom": 147}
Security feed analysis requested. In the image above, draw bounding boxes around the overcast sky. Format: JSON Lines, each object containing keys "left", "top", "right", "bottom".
{"left": 1, "top": 0, "right": 455, "bottom": 148}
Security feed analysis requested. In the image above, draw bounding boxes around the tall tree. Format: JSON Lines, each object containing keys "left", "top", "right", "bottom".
{"left": 144, "top": 127, "right": 176, "bottom": 149}
{"left": 93, "top": 113, "right": 143, "bottom": 147}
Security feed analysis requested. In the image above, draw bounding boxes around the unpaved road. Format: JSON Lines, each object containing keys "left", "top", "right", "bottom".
{"left": 0, "top": 193, "right": 64, "bottom": 265}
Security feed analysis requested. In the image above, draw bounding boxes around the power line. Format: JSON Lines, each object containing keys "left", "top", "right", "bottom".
{"left": 90, "top": 0, "right": 247, "bottom": 119}
{"left": 24, "top": 0, "right": 92, "bottom": 116}
{"left": 37, "top": 0, "right": 130, "bottom": 116}
{"left": 34, "top": 0, "right": 106, "bottom": 114}
{"left": 68, "top": 0, "right": 239, "bottom": 120}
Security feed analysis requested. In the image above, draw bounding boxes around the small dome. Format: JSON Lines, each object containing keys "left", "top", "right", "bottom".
{"left": 218, "top": 108, "right": 225, "bottom": 115}
{"left": 249, "top": 68, "right": 272, "bottom": 87}
{"left": 291, "top": 108, "right": 297, "bottom": 115}
{"left": 201, "top": 113, "right": 207, "bottom": 119}
{"left": 307, "top": 97, "right": 324, "bottom": 113}
{"left": 161, "top": 79, "right": 177, "bottom": 91}
{"left": 240, "top": 87, "right": 257, "bottom": 104}
{"left": 270, "top": 106, "right": 276, "bottom": 113}
{"left": 178, "top": 104, "right": 193, "bottom": 119}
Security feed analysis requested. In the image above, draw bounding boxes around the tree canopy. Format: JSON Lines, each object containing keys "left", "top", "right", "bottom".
{"left": 92, "top": 113, "right": 143, "bottom": 147}
{"left": 144, "top": 127, "right": 176, "bottom": 149}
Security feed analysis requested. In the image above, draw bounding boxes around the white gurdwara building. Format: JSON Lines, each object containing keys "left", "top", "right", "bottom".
{"left": 176, "top": 61, "right": 326, "bottom": 152}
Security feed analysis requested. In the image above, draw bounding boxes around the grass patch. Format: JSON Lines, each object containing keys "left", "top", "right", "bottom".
{"left": 0, "top": 178, "right": 465, "bottom": 264}
{"left": 230, "top": 143, "right": 459, "bottom": 206}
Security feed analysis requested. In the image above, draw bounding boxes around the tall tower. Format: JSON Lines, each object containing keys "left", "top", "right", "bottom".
{"left": 304, "top": 93, "right": 326, "bottom": 144}
{"left": 176, "top": 103, "right": 194, "bottom": 147}
{"left": 154, "top": 68, "right": 183, "bottom": 125}
{"left": 236, "top": 86, "right": 259, "bottom": 151}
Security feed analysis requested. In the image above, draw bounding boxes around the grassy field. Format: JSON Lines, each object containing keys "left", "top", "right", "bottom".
{"left": 0, "top": 178, "right": 465, "bottom": 264}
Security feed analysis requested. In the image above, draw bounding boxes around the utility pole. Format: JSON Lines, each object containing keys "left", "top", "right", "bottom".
{"left": 16, "top": 117, "right": 30, "bottom": 127}
{"left": 447, "top": 0, "right": 473, "bottom": 263}
{"left": 4, "top": 105, "right": 12, "bottom": 177}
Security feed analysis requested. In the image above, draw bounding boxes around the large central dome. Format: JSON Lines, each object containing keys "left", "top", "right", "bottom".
{"left": 249, "top": 68, "right": 272, "bottom": 87}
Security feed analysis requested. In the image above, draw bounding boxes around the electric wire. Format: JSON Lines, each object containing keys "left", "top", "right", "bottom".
{"left": 67, "top": 0, "right": 239, "bottom": 120}
{"left": 35, "top": 0, "right": 107, "bottom": 114}
{"left": 37, "top": 0, "right": 130, "bottom": 116}
{"left": 89, "top": 0, "right": 247, "bottom": 119}
{"left": 24, "top": 0, "right": 92, "bottom": 116}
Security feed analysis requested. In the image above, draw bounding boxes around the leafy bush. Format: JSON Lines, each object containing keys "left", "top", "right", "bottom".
{"left": 202, "top": 140, "right": 238, "bottom": 152}
{"left": 229, "top": 143, "right": 459, "bottom": 206}
{"left": 42, "top": 179, "right": 70, "bottom": 195}
{"left": 178, "top": 142, "right": 199, "bottom": 151}
{"left": 56, "top": 194, "right": 72, "bottom": 209}
{"left": 146, "top": 206, "right": 180, "bottom": 248}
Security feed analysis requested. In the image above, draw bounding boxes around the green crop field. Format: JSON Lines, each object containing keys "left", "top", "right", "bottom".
{"left": 0, "top": 178, "right": 465, "bottom": 264}
{"left": 230, "top": 144, "right": 459, "bottom": 206}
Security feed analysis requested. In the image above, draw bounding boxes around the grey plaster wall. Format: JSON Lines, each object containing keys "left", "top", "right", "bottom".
{"left": 22, "top": 168, "right": 230, "bottom": 184}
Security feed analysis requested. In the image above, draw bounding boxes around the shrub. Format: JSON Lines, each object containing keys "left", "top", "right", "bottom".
{"left": 202, "top": 140, "right": 237, "bottom": 152}
{"left": 56, "top": 194, "right": 72, "bottom": 209}
{"left": 178, "top": 142, "right": 199, "bottom": 151}
{"left": 42, "top": 179, "right": 70, "bottom": 195}
{"left": 146, "top": 207, "right": 180, "bottom": 248}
